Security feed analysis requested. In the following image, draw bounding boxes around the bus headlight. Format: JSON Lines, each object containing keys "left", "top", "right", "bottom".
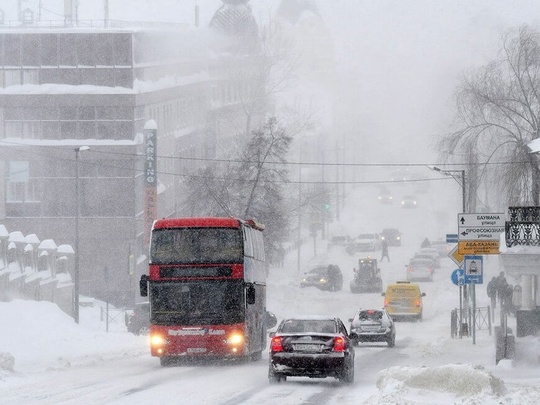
{"left": 227, "top": 332, "right": 245, "bottom": 346}
{"left": 150, "top": 333, "right": 166, "bottom": 347}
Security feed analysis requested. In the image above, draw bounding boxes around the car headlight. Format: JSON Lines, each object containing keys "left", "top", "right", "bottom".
{"left": 320, "top": 278, "right": 328, "bottom": 283}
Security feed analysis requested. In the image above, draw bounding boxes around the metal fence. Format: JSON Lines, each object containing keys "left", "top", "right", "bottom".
{"left": 451, "top": 306, "right": 492, "bottom": 338}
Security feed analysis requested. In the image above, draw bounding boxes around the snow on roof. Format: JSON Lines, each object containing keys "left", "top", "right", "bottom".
{"left": 0, "top": 225, "right": 9, "bottom": 238}
{"left": 38, "top": 239, "right": 58, "bottom": 250}
{"left": 24, "top": 234, "right": 40, "bottom": 244}
{"left": 8, "top": 231, "right": 25, "bottom": 243}
{"left": 57, "top": 245, "right": 75, "bottom": 254}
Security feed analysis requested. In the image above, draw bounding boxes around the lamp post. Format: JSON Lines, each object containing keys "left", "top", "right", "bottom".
{"left": 430, "top": 166, "right": 468, "bottom": 337}
{"left": 74, "top": 146, "right": 90, "bottom": 324}
{"left": 431, "top": 167, "right": 466, "bottom": 213}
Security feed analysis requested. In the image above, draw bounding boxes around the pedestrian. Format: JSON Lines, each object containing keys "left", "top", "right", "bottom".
{"left": 496, "top": 272, "right": 508, "bottom": 308}
{"left": 502, "top": 284, "right": 514, "bottom": 314}
{"left": 380, "top": 239, "right": 390, "bottom": 262}
{"left": 421, "top": 237, "right": 431, "bottom": 248}
{"left": 487, "top": 276, "right": 497, "bottom": 309}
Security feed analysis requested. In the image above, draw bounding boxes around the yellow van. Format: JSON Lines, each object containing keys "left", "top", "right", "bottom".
{"left": 382, "top": 281, "right": 426, "bottom": 321}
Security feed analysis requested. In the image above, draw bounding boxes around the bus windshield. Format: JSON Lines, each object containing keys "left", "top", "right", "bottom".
{"left": 149, "top": 280, "right": 244, "bottom": 326}
{"left": 150, "top": 227, "right": 243, "bottom": 264}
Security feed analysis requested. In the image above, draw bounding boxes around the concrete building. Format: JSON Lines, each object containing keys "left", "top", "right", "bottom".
{"left": 0, "top": 2, "right": 263, "bottom": 307}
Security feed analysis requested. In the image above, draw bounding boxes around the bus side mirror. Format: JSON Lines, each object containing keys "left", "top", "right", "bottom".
{"left": 246, "top": 283, "right": 256, "bottom": 305}
{"left": 139, "top": 274, "right": 149, "bottom": 297}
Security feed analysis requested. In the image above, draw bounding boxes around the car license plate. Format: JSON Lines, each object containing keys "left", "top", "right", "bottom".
{"left": 293, "top": 344, "right": 321, "bottom": 352}
{"left": 187, "top": 347, "right": 207, "bottom": 353}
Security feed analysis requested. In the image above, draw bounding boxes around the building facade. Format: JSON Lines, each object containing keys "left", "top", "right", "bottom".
{"left": 0, "top": 19, "right": 260, "bottom": 306}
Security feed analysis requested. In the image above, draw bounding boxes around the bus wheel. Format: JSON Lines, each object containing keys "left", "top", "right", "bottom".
{"left": 251, "top": 351, "right": 262, "bottom": 361}
{"left": 160, "top": 356, "right": 173, "bottom": 367}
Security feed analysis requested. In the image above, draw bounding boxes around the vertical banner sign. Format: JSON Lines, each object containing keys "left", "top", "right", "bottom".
{"left": 144, "top": 124, "right": 157, "bottom": 247}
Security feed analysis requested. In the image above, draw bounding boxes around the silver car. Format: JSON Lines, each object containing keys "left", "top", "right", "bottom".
{"left": 348, "top": 309, "right": 396, "bottom": 347}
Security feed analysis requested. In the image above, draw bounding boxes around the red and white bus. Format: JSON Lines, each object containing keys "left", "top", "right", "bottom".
{"left": 140, "top": 217, "right": 268, "bottom": 366}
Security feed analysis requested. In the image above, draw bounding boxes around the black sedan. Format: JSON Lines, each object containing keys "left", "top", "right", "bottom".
{"left": 268, "top": 317, "right": 355, "bottom": 384}
{"left": 349, "top": 309, "right": 396, "bottom": 347}
{"left": 300, "top": 265, "right": 343, "bottom": 291}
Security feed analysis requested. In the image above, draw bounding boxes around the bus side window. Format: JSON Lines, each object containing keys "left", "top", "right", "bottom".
{"left": 246, "top": 283, "right": 255, "bottom": 305}
{"left": 139, "top": 274, "right": 149, "bottom": 297}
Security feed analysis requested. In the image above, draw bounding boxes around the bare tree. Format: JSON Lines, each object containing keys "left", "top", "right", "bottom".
{"left": 440, "top": 26, "right": 540, "bottom": 206}
{"left": 183, "top": 117, "right": 292, "bottom": 265}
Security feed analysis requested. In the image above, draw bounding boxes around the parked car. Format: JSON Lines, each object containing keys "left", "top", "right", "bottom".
{"left": 348, "top": 308, "right": 396, "bottom": 347}
{"left": 265, "top": 311, "right": 278, "bottom": 330}
{"left": 381, "top": 228, "right": 402, "bottom": 246}
{"left": 300, "top": 265, "right": 343, "bottom": 291}
{"left": 401, "top": 195, "right": 417, "bottom": 208}
{"left": 268, "top": 316, "right": 355, "bottom": 384}
{"left": 329, "top": 234, "right": 351, "bottom": 247}
{"left": 125, "top": 302, "right": 150, "bottom": 335}
{"left": 382, "top": 281, "right": 426, "bottom": 321}
{"left": 346, "top": 233, "right": 381, "bottom": 254}
{"left": 417, "top": 248, "right": 441, "bottom": 268}
{"left": 406, "top": 258, "right": 435, "bottom": 282}
{"left": 431, "top": 239, "right": 451, "bottom": 257}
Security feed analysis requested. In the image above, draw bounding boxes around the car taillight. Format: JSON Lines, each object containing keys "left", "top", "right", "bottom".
{"left": 429, "top": 267, "right": 433, "bottom": 273}
{"left": 407, "top": 266, "right": 412, "bottom": 272}
{"left": 271, "top": 336, "right": 284, "bottom": 352}
{"left": 333, "top": 336, "right": 346, "bottom": 352}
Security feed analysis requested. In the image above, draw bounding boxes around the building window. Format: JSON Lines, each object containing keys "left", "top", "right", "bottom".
{"left": 22, "top": 69, "right": 39, "bottom": 85}
{"left": 4, "top": 70, "right": 21, "bottom": 86}
{"left": 40, "top": 34, "right": 59, "bottom": 66}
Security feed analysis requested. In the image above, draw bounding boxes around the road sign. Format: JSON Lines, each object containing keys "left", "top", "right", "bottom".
{"left": 446, "top": 234, "right": 458, "bottom": 243}
{"left": 464, "top": 255, "right": 483, "bottom": 284}
{"left": 458, "top": 213, "right": 505, "bottom": 241}
{"left": 458, "top": 240, "right": 499, "bottom": 255}
{"left": 457, "top": 213, "right": 505, "bottom": 227}
{"left": 458, "top": 227, "right": 505, "bottom": 240}
{"left": 451, "top": 268, "right": 465, "bottom": 286}
{"left": 448, "top": 244, "right": 464, "bottom": 267}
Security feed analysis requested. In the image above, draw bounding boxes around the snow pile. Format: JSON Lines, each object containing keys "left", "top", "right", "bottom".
{"left": 0, "top": 299, "right": 147, "bottom": 375}
{"left": 370, "top": 364, "right": 507, "bottom": 403}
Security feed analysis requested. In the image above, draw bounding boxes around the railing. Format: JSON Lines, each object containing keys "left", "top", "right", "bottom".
{"left": 451, "top": 306, "right": 491, "bottom": 338}
{"left": 505, "top": 206, "right": 540, "bottom": 247}
{"left": 0, "top": 19, "right": 188, "bottom": 30}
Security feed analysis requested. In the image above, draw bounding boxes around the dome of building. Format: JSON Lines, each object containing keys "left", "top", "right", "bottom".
{"left": 209, "top": 0, "right": 258, "bottom": 39}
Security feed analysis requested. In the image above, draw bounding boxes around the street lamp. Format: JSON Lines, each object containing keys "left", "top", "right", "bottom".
{"left": 74, "top": 145, "right": 90, "bottom": 324}
{"left": 431, "top": 166, "right": 466, "bottom": 213}
{"left": 430, "top": 165, "right": 468, "bottom": 337}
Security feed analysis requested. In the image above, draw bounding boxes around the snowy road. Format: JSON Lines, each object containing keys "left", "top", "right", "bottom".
{"left": 5, "top": 182, "right": 503, "bottom": 404}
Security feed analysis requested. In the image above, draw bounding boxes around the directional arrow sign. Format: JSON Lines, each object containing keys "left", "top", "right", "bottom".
{"left": 451, "top": 268, "right": 465, "bottom": 286}
{"left": 457, "top": 213, "right": 505, "bottom": 227}
{"left": 458, "top": 227, "right": 505, "bottom": 240}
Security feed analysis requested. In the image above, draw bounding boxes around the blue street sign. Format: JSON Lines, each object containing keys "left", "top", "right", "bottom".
{"left": 451, "top": 268, "right": 465, "bottom": 286}
{"left": 446, "top": 233, "right": 459, "bottom": 243}
{"left": 464, "top": 255, "right": 483, "bottom": 284}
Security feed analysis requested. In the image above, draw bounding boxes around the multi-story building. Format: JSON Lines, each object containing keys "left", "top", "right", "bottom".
{"left": 0, "top": 6, "right": 262, "bottom": 307}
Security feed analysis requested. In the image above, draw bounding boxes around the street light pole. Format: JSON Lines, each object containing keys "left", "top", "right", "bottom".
{"left": 74, "top": 146, "right": 90, "bottom": 324}
{"left": 432, "top": 167, "right": 466, "bottom": 213}
{"left": 431, "top": 166, "right": 468, "bottom": 337}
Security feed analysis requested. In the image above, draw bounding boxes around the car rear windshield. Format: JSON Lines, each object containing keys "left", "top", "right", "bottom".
{"left": 280, "top": 319, "right": 335, "bottom": 334}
